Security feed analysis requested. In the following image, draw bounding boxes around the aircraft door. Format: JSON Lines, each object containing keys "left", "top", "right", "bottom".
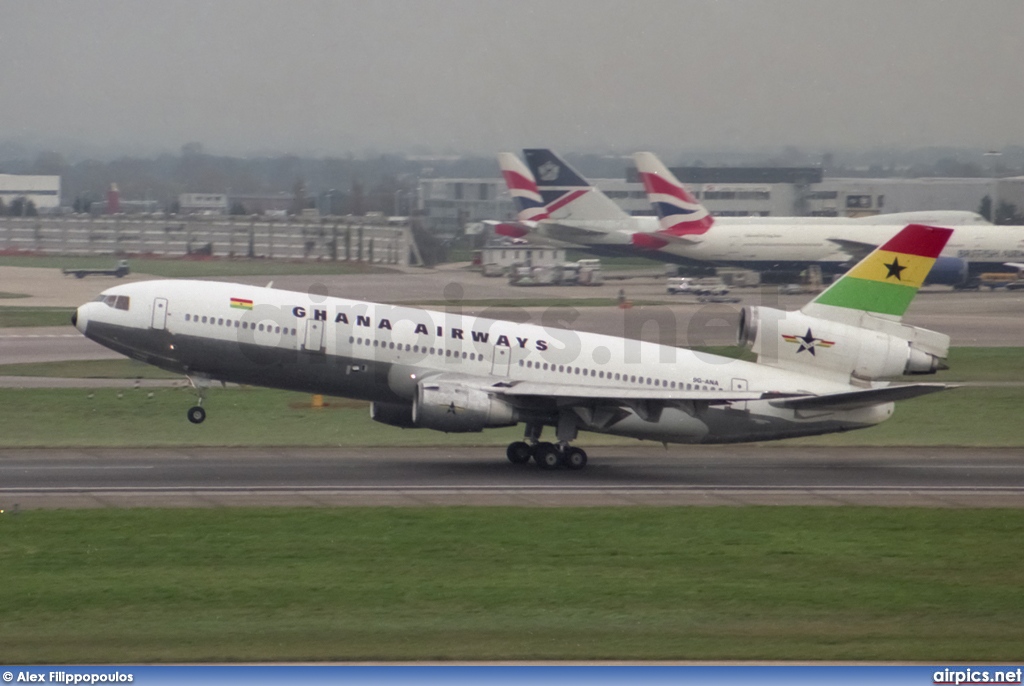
{"left": 731, "top": 377, "right": 749, "bottom": 411}
{"left": 490, "top": 345, "right": 511, "bottom": 377}
{"left": 151, "top": 298, "right": 168, "bottom": 330}
{"left": 303, "top": 318, "right": 325, "bottom": 353}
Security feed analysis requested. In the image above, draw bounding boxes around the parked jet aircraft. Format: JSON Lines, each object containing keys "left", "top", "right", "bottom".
{"left": 498, "top": 149, "right": 1021, "bottom": 284}
{"left": 73, "top": 224, "right": 953, "bottom": 470}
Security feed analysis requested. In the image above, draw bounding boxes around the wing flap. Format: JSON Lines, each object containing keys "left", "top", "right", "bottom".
{"left": 768, "top": 383, "right": 951, "bottom": 411}
{"left": 497, "top": 381, "right": 780, "bottom": 405}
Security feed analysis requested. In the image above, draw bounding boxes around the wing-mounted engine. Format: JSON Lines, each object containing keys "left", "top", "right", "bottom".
{"left": 370, "top": 402, "right": 417, "bottom": 429}
{"left": 412, "top": 377, "right": 517, "bottom": 432}
{"left": 739, "top": 306, "right": 948, "bottom": 381}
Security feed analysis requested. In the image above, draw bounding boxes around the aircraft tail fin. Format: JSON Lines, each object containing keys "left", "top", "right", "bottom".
{"left": 497, "top": 152, "right": 550, "bottom": 223}
{"left": 633, "top": 152, "right": 714, "bottom": 236}
{"left": 803, "top": 223, "right": 954, "bottom": 322}
{"left": 522, "top": 149, "right": 630, "bottom": 221}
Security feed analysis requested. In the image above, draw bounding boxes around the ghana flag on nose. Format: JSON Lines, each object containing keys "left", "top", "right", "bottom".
{"left": 811, "top": 224, "right": 954, "bottom": 318}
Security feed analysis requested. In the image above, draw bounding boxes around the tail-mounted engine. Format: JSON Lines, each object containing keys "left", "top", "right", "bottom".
{"left": 739, "top": 306, "right": 948, "bottom": 381}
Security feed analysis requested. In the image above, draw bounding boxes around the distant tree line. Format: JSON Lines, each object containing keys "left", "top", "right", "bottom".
{"left": 0, "top": 196, "right": 38, "bottom": 216}
{"left": 978, "top": 196, "right": 1024, "bottom": 225}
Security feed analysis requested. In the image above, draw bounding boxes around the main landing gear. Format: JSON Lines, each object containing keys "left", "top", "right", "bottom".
{"left": 505, "top": 422, "right": 588, "bottom": 470}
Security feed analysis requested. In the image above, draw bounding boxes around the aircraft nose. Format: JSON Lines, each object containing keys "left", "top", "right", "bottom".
{"left": 73, "top": 305, "right": 87, "bottom": 334}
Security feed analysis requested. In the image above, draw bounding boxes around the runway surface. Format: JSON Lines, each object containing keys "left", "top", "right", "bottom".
{"left": 2, "top": 445, "right": 1022, "bottom": 510}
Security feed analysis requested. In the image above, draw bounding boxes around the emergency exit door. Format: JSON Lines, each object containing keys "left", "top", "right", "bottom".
{"left": 151, "top": 298, "right": 168, "bottom": 330}
{"left": 491, "top": 345, "right": 511, "bottom": 377}
{"left": 303, "top": 319, "right": 325, "bottom": 353}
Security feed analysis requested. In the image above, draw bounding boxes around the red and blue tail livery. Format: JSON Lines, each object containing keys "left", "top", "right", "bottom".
{"left": 497, "top": 153, "right": 550, "bottom": 222}
{"left": 521, "top": 149, "right": 629, "bottom": 221}
{"left": 634, "top": 152, "right": 714, "bottom": 236}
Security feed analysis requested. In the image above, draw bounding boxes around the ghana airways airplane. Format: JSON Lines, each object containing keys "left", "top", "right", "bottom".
{"left": 73, "top": 224, "right": 953, "bottom": 470}
{"left": 497, "top": 149, "right": 1020, "bottom": 284}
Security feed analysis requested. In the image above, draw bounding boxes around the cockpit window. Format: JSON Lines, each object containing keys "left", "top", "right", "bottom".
{"left": 98, "top": 295, "right": 131, "bottom": 310}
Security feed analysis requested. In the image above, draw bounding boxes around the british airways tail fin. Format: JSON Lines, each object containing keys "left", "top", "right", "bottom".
{"left": 522, "top": 149, "right": 630, "bottom": 221}
{"left": 633, "top": 152, "right": 714, "bottom": 236}
{"left": 497, "top": 152, "right": 550, "bottom": 223}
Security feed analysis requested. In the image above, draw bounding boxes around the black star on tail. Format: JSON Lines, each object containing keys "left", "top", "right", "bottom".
{"left": 884, "top": 257, "right": 907, "bottom": 280}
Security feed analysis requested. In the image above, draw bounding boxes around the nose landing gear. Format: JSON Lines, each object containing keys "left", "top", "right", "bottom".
{"left": 186, "top": 375, "right": 214, "bottom": 425}
{"left": 187, "top": 404, "right": 206, "bottom": 424}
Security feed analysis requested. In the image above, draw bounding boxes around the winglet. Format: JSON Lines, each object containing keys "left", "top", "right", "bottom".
{"left": 633, "top": 152, "right": 714, "bottom": 236}
{"left": 806, "top": 224, "right": 954, "bottom": 320}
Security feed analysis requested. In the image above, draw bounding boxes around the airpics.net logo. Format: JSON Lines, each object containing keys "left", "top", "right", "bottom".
{"left": 933, "top": 668, "right": 1023, "bottom": 685}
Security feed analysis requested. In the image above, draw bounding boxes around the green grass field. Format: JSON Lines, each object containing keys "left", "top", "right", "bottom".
{"left": 0, "top": 384, "right": 1019, "bottom": 448}
{"left": 0, "top": 348, "right": 1021, "bottom": 448}
{"left": 0, "top": 306, "right": 76, "bottom": 327}
{"left": 1, "top": 507, "right": 1021, "bottom": 663}
{"left": 0, "top": 255, "right": 394, "bottom": 278}
{"left": 0, "top": 358, "right": 181, "bottom": 378}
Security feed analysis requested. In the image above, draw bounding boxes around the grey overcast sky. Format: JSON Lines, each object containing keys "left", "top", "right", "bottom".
{"left": 3, "top": 0, "right": 1022, "bottom": 157}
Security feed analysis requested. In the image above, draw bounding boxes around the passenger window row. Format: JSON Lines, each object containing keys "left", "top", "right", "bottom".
{"left": 342, "top": 334, "right": 713, "bottom": 390}
{"left": 183, "top": 313, "right": 296, "bottom": 336}
{"left": 348, "top": 336, "right": 482, "bottom": 361}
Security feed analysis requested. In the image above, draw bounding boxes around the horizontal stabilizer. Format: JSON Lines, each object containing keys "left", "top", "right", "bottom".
{"left": 769, "top": 383, "right": 950, "bottom": 411}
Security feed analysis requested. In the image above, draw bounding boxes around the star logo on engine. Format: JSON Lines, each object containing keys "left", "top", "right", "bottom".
{"left": 447, "top": 402, "right": 457, "bottom": 415}
{"left": 782, "top": 328, "right": 836, "bottom": 356}
{"left": 884, "top": 256, "right": 907, "bottom": 280}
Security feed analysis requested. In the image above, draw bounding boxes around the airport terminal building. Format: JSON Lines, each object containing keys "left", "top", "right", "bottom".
{"left": 0, "top": 174, "right": 61, "bottom": 211}
{"left": 419, "top": 170, "right": 1024, "bottom": 233}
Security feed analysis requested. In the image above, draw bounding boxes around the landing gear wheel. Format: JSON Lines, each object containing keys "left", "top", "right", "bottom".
{"left": 187, "top": 406, "right": 206, "bottom": 424}
{"left": 564, "top": 447, "right": 588, "bottom": 470}
{"left": 506, "top": 441, "right": 533, "bottom": 465}
{"left": 534, "top": 442, "right": 562, "bottom": 470}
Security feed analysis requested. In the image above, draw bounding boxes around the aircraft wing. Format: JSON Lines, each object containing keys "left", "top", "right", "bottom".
{"left": 537, "top": 220, "right": 617, "bottom": 241}
{"left": 827, "top": 237, "right": 879, "bottom": 261}
{"left": 497, "top": 381, "right": 775, "bottom": 404}
{"left": 768, "top": 383, "right": 950, "bottom": 411}
{"left": 493, "top": 379, "right": 949, "bottom": 417}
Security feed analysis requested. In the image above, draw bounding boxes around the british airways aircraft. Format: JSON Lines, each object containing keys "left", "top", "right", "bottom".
{"left": 498, "top": 149, "right": 1020, "bottom": 284}
{"left": 73, "top": 224, "right": 953, "bottom": 469}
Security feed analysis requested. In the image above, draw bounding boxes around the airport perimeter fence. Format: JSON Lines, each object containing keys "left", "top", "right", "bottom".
{"left": 0, "top": 216, "right": 419, "bottom": 266}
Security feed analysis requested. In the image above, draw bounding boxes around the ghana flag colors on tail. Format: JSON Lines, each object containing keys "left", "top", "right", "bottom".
{"left": 809, "top": 224, "right": 954, "bottom": 318}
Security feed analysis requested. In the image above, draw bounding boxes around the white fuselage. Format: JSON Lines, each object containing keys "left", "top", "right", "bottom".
{"left": 74, "top": 279, "right": 891, "bottom": 445}
{"left": 534, "top": 212, "right": 1024, "bottom": 268}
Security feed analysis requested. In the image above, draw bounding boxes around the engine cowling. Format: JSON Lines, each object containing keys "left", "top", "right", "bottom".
{"left": 412, "top": 380, "right": 516, "bottom": 432}
{"left": 739, "top": 306, "right": 948, "bottom": 380}
{"left": 924, "top": 256, "right": 968, "bottom": 286}
{"left": 370, "top": 401, "right": 416, "bottom": 428}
